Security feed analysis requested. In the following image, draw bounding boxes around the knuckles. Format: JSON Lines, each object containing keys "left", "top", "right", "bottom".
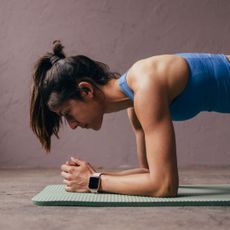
{"left": 61, "top": 171, "right": 73, "bottom": 180}
{"left": 65, "top": 186, "right": 72, "bottom": 192}
{"left": 63, "top": 180, "right": 73, "bottom": 186}
{"left": 68, "top": 168, "right": 75, "bottom": 174}
{"left": 60, "top": 164, "right": 65, "bottom": 171}
{"left": 66, "top": 175, "right": 73, "bottom": 180}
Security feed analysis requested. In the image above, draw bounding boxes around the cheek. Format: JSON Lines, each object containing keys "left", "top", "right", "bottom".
{"left": 80, "top": 102, "right": 104, "bottom": 124}
{"left": 95, "top": 110, "right": 104, "bottom": 124}
{"left": 71, "top": 105, "right": 84, "bottom": 119}
{"left": 89, "top": 108, "right": 103, "bottom": 124}
{"left": 74, "top": 108, "right": 92, "bottom": 123}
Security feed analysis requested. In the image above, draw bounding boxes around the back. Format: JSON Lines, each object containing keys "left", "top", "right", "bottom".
{"left": 118, "top": 53, "right": 230, "bottom": 121}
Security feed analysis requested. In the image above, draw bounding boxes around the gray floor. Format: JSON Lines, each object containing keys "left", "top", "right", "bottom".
{"left": 0, "top": 167, "right": 230, "bottom": 230}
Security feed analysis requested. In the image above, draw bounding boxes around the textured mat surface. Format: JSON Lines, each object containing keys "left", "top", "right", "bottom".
{"left": 32, "top": 184, "right": 230, "bottom": 206}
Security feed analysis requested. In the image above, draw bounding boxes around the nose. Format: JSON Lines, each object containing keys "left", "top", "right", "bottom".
{"left": 67, "top": 120, "right": 78, "bottom": 129}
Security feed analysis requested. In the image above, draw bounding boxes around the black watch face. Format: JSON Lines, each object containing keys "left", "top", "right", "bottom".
{"left": 89, "top": 177, "right": 99, "bottom": 189}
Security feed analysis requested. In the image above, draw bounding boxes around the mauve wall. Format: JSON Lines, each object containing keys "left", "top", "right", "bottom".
{"left": 1, "top": 0, "right": 230, "bottom": 168}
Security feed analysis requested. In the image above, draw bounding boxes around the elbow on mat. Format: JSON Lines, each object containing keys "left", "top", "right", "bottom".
{"left": 148, "top": 182, "right": 179, "bottom": 198}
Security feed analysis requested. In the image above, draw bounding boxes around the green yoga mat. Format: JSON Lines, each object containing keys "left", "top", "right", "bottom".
{"left": 32, "top": 184, "right": 230, "bottom": 207}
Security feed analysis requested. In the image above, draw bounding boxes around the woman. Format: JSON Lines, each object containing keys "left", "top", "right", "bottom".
{"left": 30, "top": 40, "right": 230, "bottom": 197}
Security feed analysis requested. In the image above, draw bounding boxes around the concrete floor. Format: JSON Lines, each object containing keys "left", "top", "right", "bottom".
{"left": 0, "top": 167, "right": 230, "bottom": 230}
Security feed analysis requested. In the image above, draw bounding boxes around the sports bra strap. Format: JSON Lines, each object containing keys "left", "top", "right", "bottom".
{"left": 118, "top": 72, "right": 134, "bottom": 100}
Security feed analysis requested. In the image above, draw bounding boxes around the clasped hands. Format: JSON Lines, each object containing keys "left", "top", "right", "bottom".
{"left": 61, "top": 157, "right": 96, "bottom": 192}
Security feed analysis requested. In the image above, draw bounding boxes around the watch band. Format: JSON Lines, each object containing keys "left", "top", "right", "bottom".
{"left": 93, "top": 172, "right": 103, "bottom": 177}
{"left": 88, "top": 172, "right": 103, "bottom": 193}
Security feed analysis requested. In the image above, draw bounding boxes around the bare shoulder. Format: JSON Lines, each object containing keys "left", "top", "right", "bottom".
{"left": 126, "top": 54, "right": 189, "bottom": 103}
{"left": 227, "top": 55, "right": 230, "bottom": 62}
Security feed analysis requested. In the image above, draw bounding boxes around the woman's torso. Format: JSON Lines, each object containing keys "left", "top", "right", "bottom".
{"left": 118, "top": 53, "right": 230, "bottom": 121}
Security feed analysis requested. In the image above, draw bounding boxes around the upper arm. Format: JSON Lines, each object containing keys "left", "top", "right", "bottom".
{"left": 134, "top": 76, "right": 178, "bottom": 196}
{"left": 127, "top": 108, "right": 149, "bottom": 169}
{"left": 127, "top": 107, "right": 143, "bottom": 131}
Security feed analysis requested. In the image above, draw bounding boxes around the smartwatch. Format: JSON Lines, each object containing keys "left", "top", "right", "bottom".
{"left": 88, "top": 172, "right": 103, "bottom": 193}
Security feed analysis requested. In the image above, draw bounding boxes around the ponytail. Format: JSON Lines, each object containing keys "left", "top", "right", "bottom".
{"left": 30, "top": 40, "right": 65, "bottom": 152}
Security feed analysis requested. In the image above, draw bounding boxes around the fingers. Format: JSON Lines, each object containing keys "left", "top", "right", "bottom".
{"left": 70, "top": 157, "right": 82, "bottom": 166}
{"left": 61, "top": 157, "right": 95, "bottom": 173}
{"left": 69, "top": 157, "right": 96, "bottom": 173}
{"left": 61, "top": 156, "right": 92, "bottom": 193}
{"left": 61, "top": 164, "right": 72, "bottom": 173}
{"left": 63, "top": 179, "right": 72, "bottom": 186}
{"left": 64, "top": 185, "right": 88, "bottom": 193}
{"left": 61, "top": 163, "right": 80, "bottom": 173}
{"left": 65, "top": 161, "right": 75, "bottom": 166}
{"left": 64, "top": 156, "right": 85, "bottom": 167}
{"left": 87, "top": 162, "right": 96, "bottom": 173}
{"left": 64, "top": 157, "right": 81, "bottom": 167}
{"left": 61, "top": 171, "right": 72, "bottom": 180}
{"left": 65, "top": 186, "right": 72, "bottom": 192}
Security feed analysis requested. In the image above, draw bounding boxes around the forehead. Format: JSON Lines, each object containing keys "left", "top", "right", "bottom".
{"left": 49, "top": 99, "right": 69, "bottom": 115}
{"left": 51, "top": 99, "right": 79, "bottom": 115}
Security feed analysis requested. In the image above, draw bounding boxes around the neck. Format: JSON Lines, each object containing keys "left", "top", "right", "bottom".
{"left": 98, "top": 78, "right": 134, "bottom": 113}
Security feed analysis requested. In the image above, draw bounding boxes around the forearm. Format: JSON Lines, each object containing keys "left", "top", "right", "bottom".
{"left": 100, "top": 167, "right": 149, "bottom": 176}
{"left": 99, "top": 173, "right": 158, "bottom": 197}
{"left": 135, "top": 131, "right": 149, "bottom": 168}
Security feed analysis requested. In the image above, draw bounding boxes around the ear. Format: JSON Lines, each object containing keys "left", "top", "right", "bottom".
{"left": 78, "top": 81, "right": 94, "bottom": 98}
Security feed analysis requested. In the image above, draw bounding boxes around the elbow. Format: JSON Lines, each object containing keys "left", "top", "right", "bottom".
{"left": 148, "top": 181, "right": 179, "bottom": 198}
{"left": 158, "top": 187, "right": 178, "bottom": 198}
{"left": 149, "top": 186, "right": 178, "bottom": 198}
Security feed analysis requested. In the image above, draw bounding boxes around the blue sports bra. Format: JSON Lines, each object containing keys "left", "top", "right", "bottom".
{"left": 118, "top": 53, "right": 230, "bottom": 121}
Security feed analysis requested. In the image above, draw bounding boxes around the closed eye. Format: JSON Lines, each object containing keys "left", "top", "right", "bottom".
{"left": 64, "top": 113, "right": 74, "bottom": 121}
{"left": 63, "top": 113, "right": 80, "bottom": 124}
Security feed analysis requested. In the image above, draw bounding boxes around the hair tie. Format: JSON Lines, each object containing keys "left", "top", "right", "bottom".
{"left": 50, "top": 55, "right": 60, "bottom": 65}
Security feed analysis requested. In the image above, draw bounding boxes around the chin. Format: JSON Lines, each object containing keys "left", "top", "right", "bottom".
{"left": 94, "top": 123, "right": 102, "bottom": 130}
{"left": 90, "top": 115, "right": 103, "bottom": 130}
{"left": 93, "top": 120, "right": 102, "bottom": 130}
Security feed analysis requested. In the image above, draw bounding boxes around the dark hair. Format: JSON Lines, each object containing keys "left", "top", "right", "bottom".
{"left": 30, "top": 40, "right": 120, "bottom": 152}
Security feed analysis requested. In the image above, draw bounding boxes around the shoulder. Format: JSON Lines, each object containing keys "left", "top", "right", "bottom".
{"left": 126, "top": 54, "right": 189, "bottom": 103}
{"left": 125, "top": 55, "right": 164, "bottom": 100}
{"left": 128, "top": 55, "right": 175, "bottom": 88}
{"left": 125, "top": 55, "right": 186, "bottom": 130}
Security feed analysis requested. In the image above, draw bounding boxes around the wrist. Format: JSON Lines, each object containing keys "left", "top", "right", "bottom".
{"left": 98, "top": 174, "right": 106, "bottom": 192}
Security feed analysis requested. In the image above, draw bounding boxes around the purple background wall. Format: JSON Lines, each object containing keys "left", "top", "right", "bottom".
{"left": 1, "top": 0, "right": 230, "bottom": 168}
